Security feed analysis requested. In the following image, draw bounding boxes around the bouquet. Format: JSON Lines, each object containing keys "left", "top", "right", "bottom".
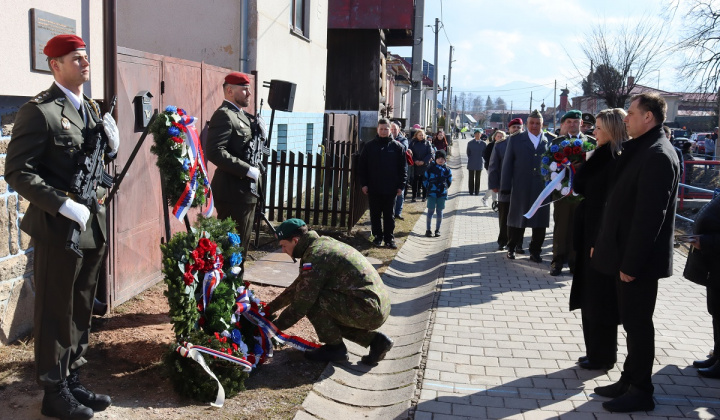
{"left": 541, "top": 137, "right": 596, "bottom": 199}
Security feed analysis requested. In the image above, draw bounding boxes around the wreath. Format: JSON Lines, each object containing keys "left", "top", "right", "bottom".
{"left": 150, "top": 106, "right": 212, "bottom": 218}
{"left": 541, "top": 137, "right": 596, "bottom": 200}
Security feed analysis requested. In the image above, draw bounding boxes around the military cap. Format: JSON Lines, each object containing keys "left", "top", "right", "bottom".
{"left": 435, "top": 150, "right": 447, "bottom": 159}
{"left": 43, "top": 34, "right": 86, "bottom": 58}
{"left": 508, "top": 117, "right": 523, "bottom": 127}
{"left": 561, "top": 110, "right": 582, "bottom": 122}
{"left": 528, "top": 109, "right": 543, "bottom": 119}
{"left": 276, "top": 218, "right": 306, "bottom": 240}
{"left": 225, "top": 72, "right": 251, "bottom": 86}
{"left": 581, "top": 113, "right": 595, "bottom": 125}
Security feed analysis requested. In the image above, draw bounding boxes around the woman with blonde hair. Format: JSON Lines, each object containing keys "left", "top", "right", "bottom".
{"left": 570, "top": 108, "right": 627, "bottom": 370}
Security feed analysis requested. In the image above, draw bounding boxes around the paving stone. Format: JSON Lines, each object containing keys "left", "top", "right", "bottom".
{"left": 312, "top": 375, "right": 412, "bottom": 406}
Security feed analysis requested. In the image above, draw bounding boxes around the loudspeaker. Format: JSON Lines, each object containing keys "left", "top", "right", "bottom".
{"left": 267, "top": 79, "right": 296, "bottom": 112}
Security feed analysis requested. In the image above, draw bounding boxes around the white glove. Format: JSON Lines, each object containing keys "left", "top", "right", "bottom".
{"left": 59, "top": 199, "right": 90, "bottom": 232}
{"left": 247, "top": 166, "right": 261, "bottom": 181}
{"left": 103, "top": 112, "right": 119, "bottom": 153}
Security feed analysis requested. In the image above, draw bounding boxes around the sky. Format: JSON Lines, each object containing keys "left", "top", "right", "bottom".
{"left": 392, "top": 0, "right": 690, "bottom": 113}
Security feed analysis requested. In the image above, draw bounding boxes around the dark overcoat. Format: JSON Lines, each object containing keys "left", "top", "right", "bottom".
{"left": 499, "top": 131, "right": 552, "bottom": 228}
{"left": 488, "top": 137, "right": 510, "bottom": 202}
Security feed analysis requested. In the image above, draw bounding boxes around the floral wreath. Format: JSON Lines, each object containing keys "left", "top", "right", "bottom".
{"left": 541, "top": 137, "right": 596, "bottom": 199}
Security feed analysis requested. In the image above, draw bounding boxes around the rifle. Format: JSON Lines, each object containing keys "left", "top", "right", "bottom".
{"left": 245, "top": 99, "right": 270, "bottom": 197}
{"left": 65, "top": 95, "right": 117, "bottom": 257}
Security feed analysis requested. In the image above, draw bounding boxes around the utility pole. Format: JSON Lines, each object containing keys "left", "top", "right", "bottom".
{"left": 445, "top": 46, "right": 454, "bottom": 135}
{"left": 529, "top": 92, "right": 533, "bottom": 112}
{"left": 553, "top": 80, "right": 557, "bottom": 132}
{"left": 510, "top": 101, "right": 513, "bottom": 119}
{"left": 409, "top": 0, "right": 425, "bottom": 125}
{"left": 432, "top": 17, "right": 439, "bottom": 132}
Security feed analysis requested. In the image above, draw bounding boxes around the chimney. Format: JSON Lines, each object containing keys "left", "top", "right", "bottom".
{"left": 627, "top": 75, "right": 635, "bottom": 86}
{"left": 558, "top": 88, "right": 570, "bottom": 112}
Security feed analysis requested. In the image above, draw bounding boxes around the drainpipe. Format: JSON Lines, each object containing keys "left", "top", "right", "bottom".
{"left": 239, "top": 0, "right": 249, "bottom": 72}
{"left": 103, "top": 0, "right": 117, "bottom": 114}
{"left": 401, "top": 86, "right": 410, "bottom": 121}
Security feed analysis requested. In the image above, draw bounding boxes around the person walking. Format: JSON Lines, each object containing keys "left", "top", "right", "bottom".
{"left": 409, "top": 128, "right": 433, "bottom": 202}
{"left": 570, "top": 108, "right": 627, "bottom": 372}
{"left": 592, "top": 93, "right": 680, "bottom": 413}
{"left": 466, "top": 128, "right": 487, "bottom": 197}
{"left": 423, "top": 150, "right": 453, "bottom": 237}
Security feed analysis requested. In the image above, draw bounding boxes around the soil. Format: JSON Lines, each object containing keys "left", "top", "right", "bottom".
{"left": 0, "top": 198, "right": 429, "bottom": 420}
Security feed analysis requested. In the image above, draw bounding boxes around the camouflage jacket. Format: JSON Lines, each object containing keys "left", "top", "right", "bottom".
{"left": 266, "top": 231, "right": 391, "bottom": 330}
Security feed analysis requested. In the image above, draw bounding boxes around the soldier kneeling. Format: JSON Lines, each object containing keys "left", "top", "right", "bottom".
{"left": 264, "top": 219, "right": 393, "bottom": 365}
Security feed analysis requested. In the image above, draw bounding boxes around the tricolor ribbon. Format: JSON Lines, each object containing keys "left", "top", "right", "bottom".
{"left": 172, "top": 113, "right": 215, "bottom": 220}
{"left": 202, "top": 256, "right": 224, "bottom": 312}
{"left": 524, "top": 158, "right": 576, "bottom": 219}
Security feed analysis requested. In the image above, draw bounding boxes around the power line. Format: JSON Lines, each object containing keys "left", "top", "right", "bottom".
{"left": 439, "top": 0, "right": 452, "bottom": 44}
{"left": 453, "top": 83, "right": 556, "bottom": 94}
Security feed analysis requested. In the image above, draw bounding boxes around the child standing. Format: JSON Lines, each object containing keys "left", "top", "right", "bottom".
{"left": 423, "top": 150, "right": 453, "bottom": 237}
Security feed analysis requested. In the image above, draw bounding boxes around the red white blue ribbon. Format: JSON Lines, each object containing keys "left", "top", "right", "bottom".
{"left": 202, "top": 256, "right": 224, "bottom": 312}
{"left": 524, "top": 158, "right": 575, "bottom": 219}
{"left": 172, "top": 113, "right": 215, "bottom": 220}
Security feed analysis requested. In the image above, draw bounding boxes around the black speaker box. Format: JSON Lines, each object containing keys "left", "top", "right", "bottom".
{"left": 267, "top": 79, "right": 296, "bottom": 112}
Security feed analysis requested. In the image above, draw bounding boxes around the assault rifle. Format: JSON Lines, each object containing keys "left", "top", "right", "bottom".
{"left": 244, "top": 99, "right": 269, "bottom": 197}
{"left": 65, "top": 96, "right": 117, "bottom": 257}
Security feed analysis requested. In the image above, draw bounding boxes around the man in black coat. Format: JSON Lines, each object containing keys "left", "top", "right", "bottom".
{"left": 358, "top": 118, "right": 408, "bottom": 249}
{"left": 592, "top": 93, "right": 680, "bottom": 413}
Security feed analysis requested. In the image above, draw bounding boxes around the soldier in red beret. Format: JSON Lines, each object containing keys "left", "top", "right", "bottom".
{"left": 205, "top": 71, "right": 263, "bottom": 248}
{"left": 4, "top": 33, "right": 116, "bottom": 420}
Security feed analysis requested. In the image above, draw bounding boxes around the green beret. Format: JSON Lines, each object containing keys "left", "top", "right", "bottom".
{"left": 276, "top": 218, "right": 306, "bottom": 240}
{"left": 561, "top": 110, "right": 582, "bottom": 122}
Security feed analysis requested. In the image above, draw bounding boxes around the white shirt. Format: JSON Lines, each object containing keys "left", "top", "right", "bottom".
{"left": 55, "top": 81, "right": 86, "bottom": 123}
{"left": 528, "top": 131, "right": 542, "bottom": 148}
{"left": 224, "top": 99, "right": 242, "bottom": 112}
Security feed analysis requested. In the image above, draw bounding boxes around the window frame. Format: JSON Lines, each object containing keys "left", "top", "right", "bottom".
{"left": 290, "top": 0, "right": 311, "bottom": 41}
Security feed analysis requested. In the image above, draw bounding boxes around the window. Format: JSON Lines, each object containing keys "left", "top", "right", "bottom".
{"left": 277, "top": 124, "right": 288, "bottom": 159}
{"left": 290, "top": 0, "right": 310, "bottom": 40}
{"left": 306, "top": 123, "right": 314, "bottom": 155}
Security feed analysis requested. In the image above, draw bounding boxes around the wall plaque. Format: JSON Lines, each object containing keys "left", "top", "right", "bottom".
{"left": 31, "top": 8, "right": 77, "bottom": 72}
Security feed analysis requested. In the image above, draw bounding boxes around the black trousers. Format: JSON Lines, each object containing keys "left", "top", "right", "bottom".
{"left": 497, "top": 201, "right": 510, "bottom": 247}
{"left": 508, "top": 226, "right": 545, "bottom": 255}
{"left": 468, "top": 170, "right": 482, "bottom": 195}
{"left": 34, "top": 240, "right": 107, "bottom": 386}
{"left": 216, "top": 199, "right": 257, "bottom": 247}
{"left": 369, "top": 193, "right": 396, "bottom": 242}
{"left": 707, "top": 286, "right": 720, "bottom": 354}
{"left": 412, "top": 168, "right": 426, "bottom": 199}
{"left": 551, "top": 200, "right": 579, "bottom": 270}
{"left": 617, "top": 277, "right": 659, "bottom": 394}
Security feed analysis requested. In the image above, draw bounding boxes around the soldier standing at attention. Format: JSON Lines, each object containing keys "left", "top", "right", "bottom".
{"left": 4, "top": 34, "right": 116, "bottom": 420}
{"left": 264, "top": 219, "right": 394, "bottom": 364}
{"left": 206, "top": 72, "right": 262, "bottom": 246}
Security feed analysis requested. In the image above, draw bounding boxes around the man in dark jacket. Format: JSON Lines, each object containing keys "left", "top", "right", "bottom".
{"left": 391, "top": 122, "right": 409, "bottom": 220}
{"left": 489, "top": 119, "right": 524, "bottom": 251}
{"left": 358, "top": 118, "right": 408, "bottom": 249}
{"left": 592, "top": 93, "right": 680, "bottom": 413}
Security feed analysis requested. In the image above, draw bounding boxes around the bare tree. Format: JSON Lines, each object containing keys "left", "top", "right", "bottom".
{"left": 574, "top": 16, "right": 667, "bottom": 108}
{"left": 495, "top": 97, "right": 507, "bottom": 111}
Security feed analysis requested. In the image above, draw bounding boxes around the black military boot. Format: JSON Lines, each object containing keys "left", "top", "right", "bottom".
{"left": 304, "top": 342, "right": 349, "bottom": 363}
{"left": 67, "top": 370, "right": 112, "bottom": 412}
{"left": 41, "top": 380, "right": 94, "bottom": 420}
{"left": 361, "top": 332, "right": 394, "bottom": 366}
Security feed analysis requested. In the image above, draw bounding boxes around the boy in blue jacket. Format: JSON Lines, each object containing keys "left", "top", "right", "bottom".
{"left": 423, "top": 150, "right": 453, "bottom": 237}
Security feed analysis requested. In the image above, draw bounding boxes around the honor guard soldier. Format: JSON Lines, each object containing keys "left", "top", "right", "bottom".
{"left": 206, "top": 72, "right": 263, "bottom": 247}
{"left": 264, "top": 219, "right": 394, "bottom": 365}
{"left": 4, "top": 34, "right": 117, "bottom": 420}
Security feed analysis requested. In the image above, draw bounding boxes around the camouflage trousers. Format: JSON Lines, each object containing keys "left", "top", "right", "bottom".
{"left": 307, "top": 292, "right": 390, "bottom": 347}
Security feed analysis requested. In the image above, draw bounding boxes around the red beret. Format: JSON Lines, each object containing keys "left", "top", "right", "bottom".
{"left": 224, "top": 72, "right": 250, "bottom": 86}
{"left": 43, "top": 34, "right": 86, "bottom": 58}
{"left": 508, "top": 118, "right": 523, "bottom": 127}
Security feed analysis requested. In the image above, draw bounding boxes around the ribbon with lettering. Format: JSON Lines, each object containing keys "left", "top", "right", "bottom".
{"left": 172, "top": 112, "right": 214, "bottom": 220}
{"left": 524, "top": 158, "right": 575, "bottom": 219}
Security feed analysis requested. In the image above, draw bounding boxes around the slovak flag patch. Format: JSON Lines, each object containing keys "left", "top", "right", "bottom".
{"left": 302, "top": 263, "right": 313, "bottom": 271}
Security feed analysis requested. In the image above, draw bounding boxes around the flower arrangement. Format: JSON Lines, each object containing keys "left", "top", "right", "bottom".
{"left": 150, "top": 106, "right": 213, "bottom": 220}
{"left": 541, "top": 137, "right": 596, "bottom": 198}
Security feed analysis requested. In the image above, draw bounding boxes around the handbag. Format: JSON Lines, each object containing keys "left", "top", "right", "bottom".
{"left": 683, "top": 247, "right": 710, "bottom": 286}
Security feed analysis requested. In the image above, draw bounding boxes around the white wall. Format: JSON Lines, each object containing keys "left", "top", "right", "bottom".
{"left": 0, "top": 0, "right": 104, "bottom": 98}
{"left": 250, "top": 0, "right": 327, "bottom": 114}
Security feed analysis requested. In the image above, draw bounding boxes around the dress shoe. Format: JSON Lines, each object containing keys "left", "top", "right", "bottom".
{"left": 529, "top": 253, "right": 542, "bottom": 263}
{"left": 386, "top": 240, "right": 398, "bottom": 249}
{"left": 578, "top": 355, "right": 588, "bottom": 363}
{"left": 549, "top": 265, "right": 562, "bottom": 276}
{"left": 602, "top": 385, "right": 655, "bottom": 413}
{"left": 394, "top": 215, "right": 405, "bottom": 220}
{"left": 434, "top": 230, "right": 441, "bottom": 237}
{"left": 515, "top": 247, "right": 526, "bottom": 254}
{"left": 693, "top": 355, "right": 717, "bottom": 369}
{"left": 506, "top": 251, "right": 515, "bottom": 260}
{"left": 68, "top": 370, "right": 112, "bottom": 412}
{"left": 304, "top": 342, "right": 349, "bottom": 363}
{"left": 361, "top": 332, "right": 394, "bottom": 365}
{"left": 41, "top": 380, "right": 94, "bottom": 420}
{"left": 425, "top": 230, "right": 433, "bottom": 237}
{"left": 497, "top": 244, "right": 506, "bottom": 251}
{"left": 372, "top": 238, "right": 383, "bottom": 247}
{"left": 698, "top": 360, "right": 720, "bottom": 378}
{"left": 594, "top": 380, "right": 630, "bottom": 398}
{"left": 578, "top": 359, "right": 614, "bottom": 371}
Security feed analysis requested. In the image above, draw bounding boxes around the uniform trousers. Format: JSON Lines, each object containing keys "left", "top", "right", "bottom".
{"left": 216, "top": 199, "right": 257, "bottom": 247}
{"left": 617, "top": 276, "right": 658, "bottom": 394}
{"left": 551, "top": 200, "right": 579, "bottom": 270}
{"left": 708, "top": 286, "right": 720, "bottom": 354}
{"left": 468, "top": 170, "right": 482, "bottom": 195}
{"left": 508, "top": 226, "right": 545, "bottom": 256}
{"left": 33, "top": 239, "right": 106, "bottom": 386}
{"left": 306, "top": 292, "right": 389, "bottom": 347}
{"left": 369, "top": 193, "right": 396, "bottom": 242}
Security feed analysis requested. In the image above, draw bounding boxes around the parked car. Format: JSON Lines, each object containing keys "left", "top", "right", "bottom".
{"left": 672, "top": 137, "right": 695, "bottom": 150}
{"left": 697, "top": 139, "right": 706, "bottom": 154}
{"left": 671, "top": 128, "right": 689, "bottom": 139}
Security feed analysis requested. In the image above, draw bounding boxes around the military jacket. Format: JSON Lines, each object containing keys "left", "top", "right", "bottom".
{"left": 205, "top": 101, "right": 258, "bottom": 204}
{"left": 4, "top": 83, "right": 113, "bottom": 248}
{"left": 266, "top": 231, "right": 391, "bottom": 330}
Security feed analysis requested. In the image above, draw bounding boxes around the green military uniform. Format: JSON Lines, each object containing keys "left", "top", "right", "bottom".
{"left": 205, "top": 100, "right": 259, "bottom": 247}
{"left": 549, "top": 133, "right": 596, "bottom": 273}
{"left": 4, "top": 83, "right": 113, "bottom": 386}
{"left": 265, "top": 231, "right": 391, "bottom": 347}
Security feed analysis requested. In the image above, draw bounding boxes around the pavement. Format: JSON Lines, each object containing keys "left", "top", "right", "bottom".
{"left": 249, "top": 137, "right": 719, "bottom": 419}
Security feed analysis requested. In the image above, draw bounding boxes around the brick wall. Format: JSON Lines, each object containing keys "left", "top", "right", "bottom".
{"left": 0, "top": 127, "right": 35, "bottom": 346}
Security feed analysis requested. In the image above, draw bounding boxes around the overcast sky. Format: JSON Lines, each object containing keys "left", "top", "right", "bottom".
{"left": 392, "top": 0, "right": 689, "bottom": 111}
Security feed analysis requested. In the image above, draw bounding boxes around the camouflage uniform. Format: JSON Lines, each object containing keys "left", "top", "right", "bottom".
{"left": 265, "top": 231, "right": 391, "bottom": 347}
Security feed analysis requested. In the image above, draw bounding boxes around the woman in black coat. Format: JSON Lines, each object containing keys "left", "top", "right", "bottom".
{"left": 570, "top": 108, "right": 627, "bottom": 370}
{"left": 686, "top": 194, "right": 720, "bottom": 377}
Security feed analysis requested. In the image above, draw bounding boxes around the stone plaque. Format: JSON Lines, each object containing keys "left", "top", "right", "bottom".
{"left": 31, "top": 9, "right": 77, "bottom": 72}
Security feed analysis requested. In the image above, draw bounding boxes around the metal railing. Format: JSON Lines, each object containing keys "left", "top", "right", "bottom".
{"left": 676, "top": 160, "right": 720, "bottom": 223}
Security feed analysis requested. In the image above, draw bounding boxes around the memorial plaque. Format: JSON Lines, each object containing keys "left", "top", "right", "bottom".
{"left": 31, "top": 9, "right": 77, "bottom": 72}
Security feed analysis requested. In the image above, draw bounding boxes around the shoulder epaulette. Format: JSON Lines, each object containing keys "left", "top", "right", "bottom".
{"left": 29, "top": 90, "right": 53, "bottom": 104}
{"left": 545, "top": 132, "right": 558, "bottom": 139}
{"left": 87, "top": 98, "right": 101, "bottom": 118}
